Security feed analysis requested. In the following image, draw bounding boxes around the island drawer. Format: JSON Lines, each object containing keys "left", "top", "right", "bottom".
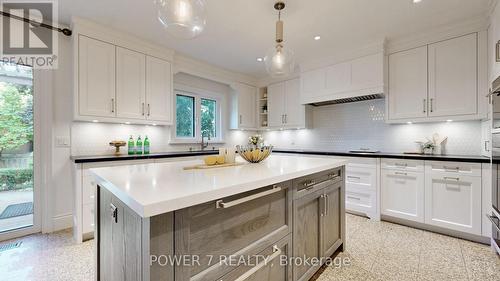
{"left": 174, "top": 181, "right": 293, "bottom": 281}
{"left": 218, "top": 235, "right": 292, "bottom": 281}
{"left": 294, "top": 168, "right": 343, "bottom": 198}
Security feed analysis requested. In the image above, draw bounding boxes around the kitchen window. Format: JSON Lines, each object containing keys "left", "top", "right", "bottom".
{"left": 174, "top": 90, "right": 222, "bottom": 143}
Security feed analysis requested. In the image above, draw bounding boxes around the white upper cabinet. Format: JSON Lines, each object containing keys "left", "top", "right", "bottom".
{"left": 388, "top": 46, "right": 428, "bottom": 120}
{"left": 116, "top": 47, "right": 146, "bottom": 120}
{"left": 267, "top": 82, "right": 285, "bottom": 127}
{"left": 74, "top": 21, "right": 174, "bottom": 125}
{"left": 490, "top": 2, "right": 500, "bottom": 82}
{"left": 230, "top": 83, "right": 257, "bottom": 129}
{"left": 300, "top": 53, "right": 384, "bottom": 104}
{"left": 428, "top": 33, "right": 477, "bottom": 117}
{"left": 146, "top": 56, "right": 173, "bottom": 123}
{"left": 284, "top": 78, "right": 305, "bottom": 127}
{"left": 267, "top": 78, "right": 307, "bottom": 129}
{"left": 78, "top": 36, "right": 116, "bottom": 117}
{"left": 387, "top": 33, "right": 483, "bottom": 123}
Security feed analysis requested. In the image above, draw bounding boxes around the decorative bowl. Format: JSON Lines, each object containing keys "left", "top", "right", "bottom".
{"left": 236, "top": 145, "right": 273, "bottom": 163}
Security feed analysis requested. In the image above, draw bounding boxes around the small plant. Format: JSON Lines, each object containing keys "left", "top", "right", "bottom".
{"left": 248, "top": 134, "right": 263, "bottom": 146}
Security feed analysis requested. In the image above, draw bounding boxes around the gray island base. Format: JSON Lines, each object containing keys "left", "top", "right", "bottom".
{"left": 93, "top": 156, "right": 346, "bottom": 281}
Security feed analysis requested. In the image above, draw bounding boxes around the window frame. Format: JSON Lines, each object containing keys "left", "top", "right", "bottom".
{"left": 172, "top": 86, "right": 224, "bottom": 144}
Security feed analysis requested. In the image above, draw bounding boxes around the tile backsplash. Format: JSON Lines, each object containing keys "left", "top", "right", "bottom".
{"left": 262, "top": 99, "right": 482, "bottom": 156}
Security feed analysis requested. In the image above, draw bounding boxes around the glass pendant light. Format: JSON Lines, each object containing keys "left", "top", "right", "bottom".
{"left": 155, "top": 0, "right": 207, "bottom": 39}
{"left": 264, "top": 1, "right": 295, "bottom": 77}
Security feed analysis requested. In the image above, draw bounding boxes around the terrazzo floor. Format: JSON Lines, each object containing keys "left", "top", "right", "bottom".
{"left": 0, "top": 214, "right": 498, "bottom": 281}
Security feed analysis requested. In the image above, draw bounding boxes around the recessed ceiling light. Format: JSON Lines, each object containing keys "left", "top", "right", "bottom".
{"left": 412, "top": 0, "right": 422, "bottom": 3}
{"left": 125, "top": 122, "right": 131, "bottom": 125}
{"left": 92, "top": 120, "right": 99, "bottom": 123}
{"left": 152, "top": 123, "right": 157, "bottom": 126}
{"left": 407, "top": 122, "right": 413, "bottom": 125}
{"left": 446, "top": 120, "right": 453, "bottom": 122}
{"left": 256, "top": 57, "right": 263, "bottom": 62}
{"left": 314, "top": 35, "right": 321, "bottom": 41}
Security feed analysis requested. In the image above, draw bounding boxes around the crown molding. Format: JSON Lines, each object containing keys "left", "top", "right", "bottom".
{"left": 386, "top": 15, "right": 489, "bottom": 54}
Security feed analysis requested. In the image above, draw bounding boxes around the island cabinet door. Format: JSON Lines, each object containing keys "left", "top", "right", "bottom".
{"left": 321, "top": 182, "right": 344, "bottom": 258}
{"left": 218, "top": 235, "right": 292, "bottom": 281}
{"left": 292, "top": 189, "right": 324, "bottom": 281}
{"left": 98, "top": 187, "right": 143, "bottom": 281}
{"left": 174, "top": 181, "right": 293, "bottom": 281}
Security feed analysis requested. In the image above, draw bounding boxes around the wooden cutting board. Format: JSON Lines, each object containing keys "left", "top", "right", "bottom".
{"left": 183, "top": 162, "right": 245, "bottom": 170}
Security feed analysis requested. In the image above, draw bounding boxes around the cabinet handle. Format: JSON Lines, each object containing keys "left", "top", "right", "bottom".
{"left": 444, "top": 176, "right": 460, "bottom": 181}
{"left": 347, "top": 196, "right": 361, "bottom": 201}
{"left": 110, "top": 203, "right": 118, "bottom": 223}
{"left": 486, "top": 140, "right": 490, "bottom": 152}
{"left": 496, "top": 40, "right": 500, "bottom": 62}
{"left": 395, "top": 172, "right": 407, "bottom": 176}
{"left": 430, "top": 98, "right": 434, "bottom": 112}
{"left": 147, "top": 104, "right": 151, "bottom": 116}
{"left": 284, "top": 114, "right": 287, "bottom": 124}
{"left": 216, "top": 186, "right": 281, "bottom": 209}
{"left": 281, "top": 114, "right": 284, "bottom": 124}
{"left": 239, "top": 115, "right": 242, "bottom": 125}
{"left": 324, "top": 194, "right": 329, "bottom": 216}
{"left": 395, "top": 163, "right": 408, "bottom": 167}
{"left": 111, "top": 98, "right": 115, "bottom": 113}
{"left": 320, "top": 194, "right": 325, "bottom": 217}
{"left": 443, "top": 166, "right": 460, "bottom": 172}
{"left": 347, "top": 176, "right": 360, "bottom": 180}
{"left": 423, "top": 99, "right": 426, "bottom": 113}
{"left": 233, "top": 245, "right": 282, "bottom": 281}
{"left": 142, "top": 102, "right": 145, "bottom": 116}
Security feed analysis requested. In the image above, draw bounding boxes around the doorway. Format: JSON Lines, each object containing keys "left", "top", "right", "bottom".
{"left": 0, "top": 62, "right": 39, "bottom": 240}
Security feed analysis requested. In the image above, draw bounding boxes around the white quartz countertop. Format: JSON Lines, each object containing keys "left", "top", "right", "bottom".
{"left": 90, "top": 155, "right": 347, "bottom": 217}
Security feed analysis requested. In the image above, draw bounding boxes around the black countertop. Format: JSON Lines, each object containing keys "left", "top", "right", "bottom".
{"left": 71, "top": 148, "right": 490, "bottom": 164}
{"left": 273, "top": 149, "right": 489, "bottom": 163}
{"left": 71, "top": 150, "right": 219, "bottom": 163}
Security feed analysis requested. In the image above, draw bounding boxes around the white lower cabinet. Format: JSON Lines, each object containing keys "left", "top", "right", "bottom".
{"left": 425, "top": 162, "right": 482, "bottom": 235}
{"left": 345, "top": 158, "right": 380, "bottom": 220}
{"left": 381, "top": 160, "right": 425, "bottom": 223}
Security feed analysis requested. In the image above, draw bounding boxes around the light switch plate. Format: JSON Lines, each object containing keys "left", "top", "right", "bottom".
{"left": 55, "top": 136, "right": 70, "bottom": 147}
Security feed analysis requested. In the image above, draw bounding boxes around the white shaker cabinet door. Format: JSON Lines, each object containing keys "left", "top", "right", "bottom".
{"left": 146, "top": 56, "right": 172, "bottom": 123}
{"left": 78, "top": 36, "right": 116, "bottom": 117}
{"left": 116, "top": 47, "right": 146, "bottom": 120}
{"left": 425, "top": 173, "right": 481, "bottom": 235}
{"left": 381, "top": 169, "right": 425, "bottom": 223}
{"left": 267, "top": 82, "right": 285, "bottom": 127}
{"left": 388, "top": 46, "right": 428, "bottom": 120}
{"left": 284, "top": 78, "right": 304, "bottom": 128}
{"left": 428, "top": 33, "right": 477, "bottom": 117}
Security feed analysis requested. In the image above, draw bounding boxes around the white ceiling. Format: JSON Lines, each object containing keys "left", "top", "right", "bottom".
{"left": 58, "top": 0, "right": 491, "bottom": 79}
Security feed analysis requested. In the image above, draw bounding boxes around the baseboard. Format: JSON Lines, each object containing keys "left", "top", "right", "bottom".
{"left": 52, "top": 213, "right": 73, "bottom": 232}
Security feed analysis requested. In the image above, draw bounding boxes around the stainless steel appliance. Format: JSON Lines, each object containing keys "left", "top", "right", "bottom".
{"left": 489, "top": 75, "right": 500, "bottom": 255}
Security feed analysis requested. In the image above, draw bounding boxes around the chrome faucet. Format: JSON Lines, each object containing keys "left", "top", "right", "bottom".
{"left": 201, "top": 131, "right": 211, "bottom": 150}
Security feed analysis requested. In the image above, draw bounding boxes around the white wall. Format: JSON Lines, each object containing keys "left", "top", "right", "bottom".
{"left": 262, "top": 99, "right": 482, "bottom": 156}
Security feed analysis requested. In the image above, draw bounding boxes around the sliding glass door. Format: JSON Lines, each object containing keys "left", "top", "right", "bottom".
{"left": 0, "top": 62, "right": 36, "bottom": 238}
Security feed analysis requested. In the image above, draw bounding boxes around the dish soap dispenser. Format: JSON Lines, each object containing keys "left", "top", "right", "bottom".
{"left": 128, "top": 135, "right": 135, "bottom": 155}
{"left": 136, "top": 136, "right": 143, "bottom": 155}
{"left": 144, "top": 136, "right": 150, "bottom": 154}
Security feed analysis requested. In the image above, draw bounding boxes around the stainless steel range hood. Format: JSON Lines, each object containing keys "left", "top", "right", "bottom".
{"left": 309, "top": 93, "right": 384, "bottom": 106}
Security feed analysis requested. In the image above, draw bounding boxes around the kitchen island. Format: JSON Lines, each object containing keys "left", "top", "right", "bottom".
{"left": 91, "top": 155, "right": 347, "bottom": 281}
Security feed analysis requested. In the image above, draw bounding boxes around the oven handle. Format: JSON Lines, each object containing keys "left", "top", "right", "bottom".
{"left": 486, "top": 214, "right": 500, "bottom": 232}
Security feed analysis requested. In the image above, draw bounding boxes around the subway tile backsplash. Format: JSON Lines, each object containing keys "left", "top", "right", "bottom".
{"left": 262, "top": 99, "right": 482, "bottom": 156}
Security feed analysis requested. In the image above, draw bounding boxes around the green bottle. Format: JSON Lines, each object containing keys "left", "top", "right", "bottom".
{"left": 128, "top": 135, "right": 135, "bottom": 155}
{"left": 144, "top": 136, "right": 150, "bottom": 154}
{"left": 136, "top": 136, "right": 143, "bottom": 155}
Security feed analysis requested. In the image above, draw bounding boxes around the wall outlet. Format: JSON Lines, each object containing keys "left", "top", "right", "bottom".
{"left": 55, "top": 136, "right": 71, "bottom": 147}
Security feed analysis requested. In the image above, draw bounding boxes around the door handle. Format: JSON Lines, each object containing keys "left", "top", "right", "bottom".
{"left": 110, "top": 203, "right": 118, "bottom": 223}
